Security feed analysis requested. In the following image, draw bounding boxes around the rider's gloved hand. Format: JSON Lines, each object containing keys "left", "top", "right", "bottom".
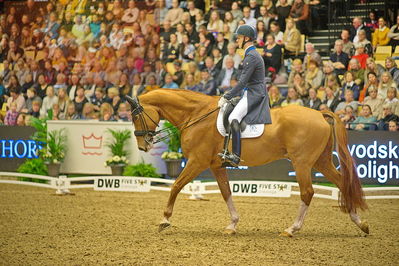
{"left": 218, "top": 96, "right": 228, "bottom": 108}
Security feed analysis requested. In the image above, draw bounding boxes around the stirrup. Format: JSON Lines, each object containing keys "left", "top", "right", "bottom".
{"left": 221, "top": 153, "right": 241, "bottom": 168}
{"left": 218, "top": 149, "right": 230, "bottom": 161}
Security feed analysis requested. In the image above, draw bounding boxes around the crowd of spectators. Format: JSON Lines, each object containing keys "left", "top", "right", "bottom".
{"left": 0, "top": 0, "right": 398, "bottom": 131}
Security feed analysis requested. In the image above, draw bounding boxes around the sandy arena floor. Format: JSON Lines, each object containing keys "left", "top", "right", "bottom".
{"left": 0, "top": 184, "right": 398, "bottom": 265}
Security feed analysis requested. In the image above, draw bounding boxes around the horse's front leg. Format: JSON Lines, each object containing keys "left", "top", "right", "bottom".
{"left": 211, "top": 167, "right": 239, "bottom": 234}
{"left": 159, "top": 159, "right": 204, "bottom": 232}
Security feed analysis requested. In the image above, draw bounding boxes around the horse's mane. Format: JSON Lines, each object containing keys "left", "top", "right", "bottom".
{"left": 140, "top": 89, "right": 217, "bottom": 106}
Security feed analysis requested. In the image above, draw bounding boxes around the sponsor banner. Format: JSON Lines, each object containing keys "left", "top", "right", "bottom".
{"left": 94, "top": 177, "right": 151, "bottom": 192}
{"left": 230, "top": 181, "right": 291, "bottom": 197}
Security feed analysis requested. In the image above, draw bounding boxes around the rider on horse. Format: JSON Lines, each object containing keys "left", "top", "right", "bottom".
{"left": 218, "top": 25, "right": 272, "bottom": 167}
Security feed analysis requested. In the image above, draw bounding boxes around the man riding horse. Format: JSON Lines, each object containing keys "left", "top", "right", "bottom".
{"left": 218, "top": 25, "right": 272, "bottom": 167}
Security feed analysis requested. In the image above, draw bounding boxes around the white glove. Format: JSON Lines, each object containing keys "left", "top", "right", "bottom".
{"left": 218, "top": 96, "right": 228, "bottom": 108}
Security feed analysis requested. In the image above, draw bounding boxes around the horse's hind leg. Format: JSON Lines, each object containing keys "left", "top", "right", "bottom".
{"left": 281, "top": 164, "right": 314, "bottom": 237}
{"left": 313, "top": 158, "right": 369, "bottom": 234}
{"left": 211, "top": 167, "right": 239, "bottom": 234}
{"left": 159, "top": 159, "right": 204, "bottom": 232}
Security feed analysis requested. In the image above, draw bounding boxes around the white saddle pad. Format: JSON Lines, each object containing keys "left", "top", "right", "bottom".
{"left": 216, "top": 106, "right": 264, "bottom": 138}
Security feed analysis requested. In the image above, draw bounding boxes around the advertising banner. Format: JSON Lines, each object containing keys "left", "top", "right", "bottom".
{"left": 94, "top": 177, "right": 151, "bottom": 192}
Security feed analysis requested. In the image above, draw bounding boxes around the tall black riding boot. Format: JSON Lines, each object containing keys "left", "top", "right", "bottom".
{"left": 224, "top": 119, "right": 241, "bottom": 167}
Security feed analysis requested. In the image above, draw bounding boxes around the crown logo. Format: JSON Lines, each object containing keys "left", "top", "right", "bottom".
{"left": 82, "top": 133, "right": 103, "bottom": 149}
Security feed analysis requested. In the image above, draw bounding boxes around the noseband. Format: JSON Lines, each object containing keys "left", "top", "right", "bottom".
{"left": 126, "top": 95, "right": 159, "bottom": 145}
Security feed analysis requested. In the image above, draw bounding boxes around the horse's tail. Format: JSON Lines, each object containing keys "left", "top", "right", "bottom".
{"left": 322, "top": 111, "right": 368, "bottom": 213}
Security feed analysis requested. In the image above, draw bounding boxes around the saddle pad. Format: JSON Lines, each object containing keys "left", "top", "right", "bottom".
{"left": 216, "top": 106, "right": 264, "bottom": 138}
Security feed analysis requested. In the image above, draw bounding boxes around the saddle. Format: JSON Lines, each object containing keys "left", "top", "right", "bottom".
{"left": 223, "top": 97, "right": 247, "bottom": 133}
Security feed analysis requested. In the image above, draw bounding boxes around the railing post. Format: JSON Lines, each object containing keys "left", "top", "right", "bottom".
{"left": 188, "top": 180, "right": 204, "bottom": 200}
{"left": 55, "top": 175, "right": 72, "bottom": 195}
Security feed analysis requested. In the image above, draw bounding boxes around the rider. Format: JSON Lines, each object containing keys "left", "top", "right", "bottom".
{"left": 218, "top": 25, "right": 272, "bottom": 167}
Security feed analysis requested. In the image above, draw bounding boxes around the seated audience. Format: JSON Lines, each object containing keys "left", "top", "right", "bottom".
{"left": 350, "top": 105, "right": 377, "bottom": 131}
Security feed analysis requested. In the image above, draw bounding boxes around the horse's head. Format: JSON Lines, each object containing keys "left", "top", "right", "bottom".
{"left": 125, "top": 95, "right": 160, "bottom": 152}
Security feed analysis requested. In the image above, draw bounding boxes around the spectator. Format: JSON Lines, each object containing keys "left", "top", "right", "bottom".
{"left": 383, "top": 87, "right": 399, "bottom": 116}
{"left": 116, "top": 102, "right": 131, "bottom": 122}
{"left": 269, "top": 21, "right": 283, "bottom": 45}
{"left": 287, "top": 59, "right": 304, "bottom": 87}
{"left": 23, "top": 88, "right": 42, "bottom": 113}
{"left": 283, "top": 18, "right": 301, "bottom": 56}
{"left": 73, "top": 87, "right": 88, "bottom": 115}
{"left": 106, "top": 87, "right": 122, "bottom": 114}
{"left": 304, "top": 60, "right": 323, "bottom": 91}
{"left": 292, "top": 72, "right": 307, "bottom": 99}
{"left": 7, "top": 87, "right": 25, "bottom": 112}
{"left": 281, "top": 87, "right": 304, "bottom": 106}
{"left": 364, "top": 11, "right": 378, "bottom": 32}
{"left": 65, "top": 101, "right": 81, "bottom": 120}
{"left": 165, "top": 0, "right": 184, "bottom": 27}
{"left": 276, "top": 0, "right": 292, "bottom": 31}
{"left": 242, "top": 6, "right": 257, "bottom": 29}
{"left": 57, "top": 88, "right": 69, "bottom": 120}
{"left": 224, "top": 11, "right": 238, "bottom": 35}
{"left": 385, "top": 57, "right": 399, "bottom": 85}
{"left": 122, "top": 0, "right": 139, "bottom": 25}
{"left": 340, "top": 71, "right": 360, "bottom": 101}
{"left": 303, "top": 43, "right": 321, "bottom": 70}
{"left": 213, "top": 33, "right": 229, "bottom": 56}
{"left": 204, "top": 56, "right": 220, "bottom": 81}
{"left": 304, "top": 88, "right": 322, "bottom": 110}
{"left": 163, "top": 33, "right": 179, "bottom": 63}
{"left": 388, "top": 15, "right": 399, "bottom": 50}
{"left": 43, "top": 12, "right": 60, "bottom": 40}
{"left": 335, "top": 89, "right": 359, "bottom": 116}
{"left": 91, "top": 88, "right": 106, "bottom": 112}
{"left": 352, "top": 43, "right": 369, "bottom": 69}
{"left": 348, "top": 58, "right": 365, "bottom": 86}
{"left": 364, "top": 58, "right": 385, "bottom": 83}
{"left": 341, "top": 105, "right": 356, "bottom": 128}
{"left": 263, "top": 34, "right": 282, "bottom": 75}
{"left": 162, "top": 73, "right": 179, "bottom": 89}
{"left": 181, "top": 73, "right": 198, "bottom": 91}
{"left": 340, "top": 29, "right": 354, "bottom": 57}
{"left": 372, "top": 17, "right": 390, "bottom": 49}
{"left": 321, "top": 61, "right": 339, "bottom": 90}
{"left": 40, "top": 86, "right": 58, "bottom": 118}
{"left": 290, "top": 0, "right": 309, "bottom": 35}
{"left": 377, "top": 104, "right": 399, "bottom": 130}
{"left": 180, "top": 34, "right": 195, "bottom": 62}
{"left": 257, "top": 6, "right": 272, "bottom": 33}
{"left": 207, "top": 10, "right": 224, "bottom": 34}
{"left": 99, "top": 102, "right": 117, "bottom": 121}
{"left": 378, "top": 71, "right": 397, "bottom": 99}
{"left": 81, "top": 103, "right": 96, "bottom": 120}
{"left": 322, "top": 86, "right": 340, "bottom": 112}
{"left": 16, "top": 113, "right": 26, "bottom": 126}
{"left": 269, "top": 85, "right": 285, "bottom": 108}
{"left": 222, "top": 43, "right": 242, "bottom": 69}
{"left": 249, "top": 0, "right": 261, "bottom": 19}
{"left": 0, "top": 60, "right": 12, "bottom": 86}
{"left": 216, "top": 56, "right": 238, "bottom": 95}
{"left": 359, "top": 72, "right": 379, "bottom": 103}
{"left": 4, "top": 102, "right": 19, "bottom": 126}
{"left": 231, "top": 2, "right": 243, "bottom": 23}
{"left": 350, "top": 17, "right": 371, "bottom": 43}
{"left": 388, "top": 121, "right": 398, "bottom": 132}
{"left": 7, "top": 40, "right": 24, "bottom": 66}
{"left": 193, "top": 69, "right": 216, "bottom": 95}
{"left": 29, "top": 100, "right": 41, "bottom": 118}
{"left": 172, "top": 61, "right": 185, "bottom": 87}
{"left": 353, "top": 29, "right": 373, "bottom": 57}
{"left": 363, "top": 86, "right": 383, "bottom": 119}
{"left": 186, "top": 1, "right": 201, "bottom": 24}
{"left": 350, "top": 105, "right": 377, "bottom": 131}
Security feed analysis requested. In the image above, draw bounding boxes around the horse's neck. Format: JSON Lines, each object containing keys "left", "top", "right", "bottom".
{"left": 145, "top": 90, "right": 211, "bottom": 128}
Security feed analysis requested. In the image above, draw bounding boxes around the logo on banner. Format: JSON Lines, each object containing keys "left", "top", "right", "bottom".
{"left": 82, "top": 133, "right": 103, "bottom": 156}
{"left": 230, "top": 181, "right": 291, "bottom": 197}
{"left": 94, "top": 177, "right": 151, "bottom": 192}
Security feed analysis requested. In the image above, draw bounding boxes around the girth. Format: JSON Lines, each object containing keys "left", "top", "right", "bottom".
{"left": 223, "top": 97, "right": 247, "bottom": 133}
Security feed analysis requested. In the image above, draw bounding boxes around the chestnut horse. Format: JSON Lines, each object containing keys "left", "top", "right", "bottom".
{"left": 126, "top": 89, "right": 368, "bottom": 236}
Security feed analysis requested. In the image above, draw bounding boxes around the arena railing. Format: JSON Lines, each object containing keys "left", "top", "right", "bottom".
{"left": 1, "top": 171, "right": 398, "bottom": 200}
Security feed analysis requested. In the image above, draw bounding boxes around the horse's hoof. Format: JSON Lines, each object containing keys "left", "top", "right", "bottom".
{"left": 224, "top": 229, "right": 236, "bottom": 235}
{"left": 360, "top": 221, "right": 369, "bottom": 234}
{"left": 158, "top": 222, "right": 171, "bottom": 232}
{"left": 279, "top": 231, "right": 293, "bottom": 237}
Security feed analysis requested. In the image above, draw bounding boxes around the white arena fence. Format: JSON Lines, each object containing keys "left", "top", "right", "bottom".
{"left": 0, "top": 172, "right": 399, "bottom": 200}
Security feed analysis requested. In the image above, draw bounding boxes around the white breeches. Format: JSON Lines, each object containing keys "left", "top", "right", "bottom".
{"left": 228, "top": 91, "right": 248, "bottom": 124}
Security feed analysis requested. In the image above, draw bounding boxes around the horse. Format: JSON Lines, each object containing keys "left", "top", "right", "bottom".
{"left": 125, "top": 89, "right": 369, "bottom": 236}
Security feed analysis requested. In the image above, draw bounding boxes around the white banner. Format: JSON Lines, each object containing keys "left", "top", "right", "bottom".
{"left": 94, "top": 177, "right": 151, "bottom": 192}
{"left": 47, "top": 120, "right": 167, "bottom": 175}
{"left": 230, "top": 181, "right": 292, "bottom": 197}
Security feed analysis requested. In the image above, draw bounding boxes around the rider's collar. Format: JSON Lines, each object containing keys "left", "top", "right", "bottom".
{"left": 245, "top": 45, "right": 256, "bottom": 57}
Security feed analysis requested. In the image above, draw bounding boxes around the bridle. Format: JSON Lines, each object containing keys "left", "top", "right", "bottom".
{"left": 125, "top": 95, "right": 220, "bottom": 146}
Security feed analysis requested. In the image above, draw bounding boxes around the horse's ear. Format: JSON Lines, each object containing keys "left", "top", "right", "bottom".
{"left": 125, "top": 95, "right": 138, "bottom": 109}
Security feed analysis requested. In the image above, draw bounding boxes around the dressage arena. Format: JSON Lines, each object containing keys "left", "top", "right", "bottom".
{"left": 1, "top": 184, "right": 398, "bottom": 265}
